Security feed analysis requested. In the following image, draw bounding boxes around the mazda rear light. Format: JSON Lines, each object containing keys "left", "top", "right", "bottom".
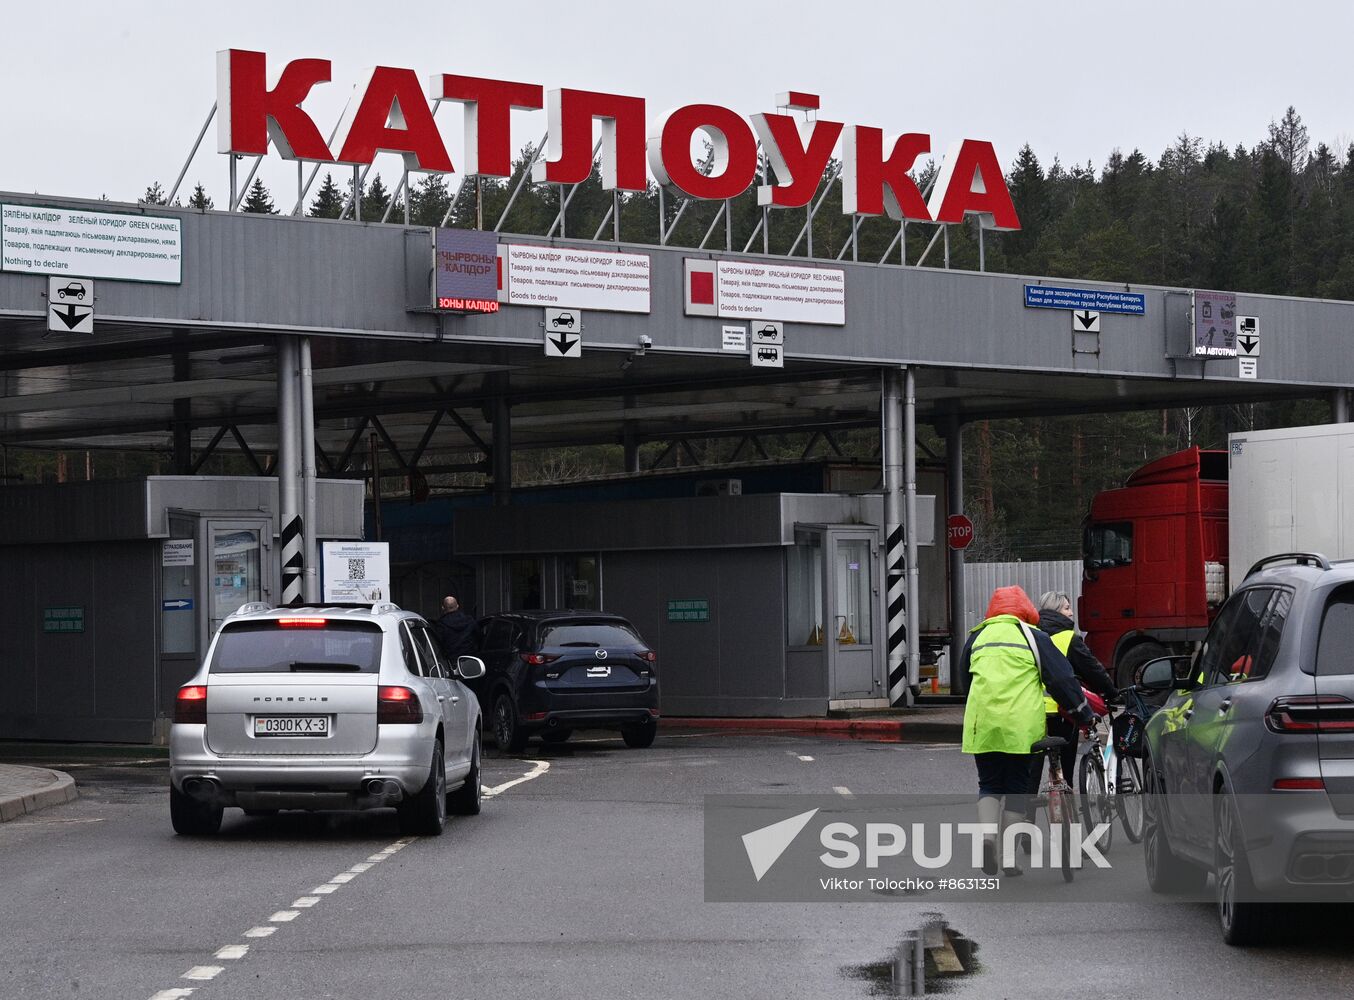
{"left": 639, "top": 650, "right": 657, "bottom": 662}
{"left": 175, "top": 685, "right": 208, "bottom": 725}
{"left": 523, "top": 711, "right": 547, "bottom": 722}
{"left": 519, "top": 652, "right": 560, "bottom": 666}
{"left": 1266, "top": 695, "right": 1354, "bottom": 733}
{"left": 277, "top": 617, "right": 328, "bottom": 628}
{"left": 378, "top": 685, "right": 422, "bottom": 724}
{"left": 1274, "top": 777, "right": 1326, "bottom": 790}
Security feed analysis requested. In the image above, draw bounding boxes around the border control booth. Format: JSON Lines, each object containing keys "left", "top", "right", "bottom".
{"left": 456, "top": 492, "right": 936, "bottom": 717}
{"left": 0, "top": 477, "right": 363, "bottom": 742}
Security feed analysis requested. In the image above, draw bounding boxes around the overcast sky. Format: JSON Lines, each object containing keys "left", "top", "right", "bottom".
{"left": 6, "top": 0, "right": 1352, "bottom": 207}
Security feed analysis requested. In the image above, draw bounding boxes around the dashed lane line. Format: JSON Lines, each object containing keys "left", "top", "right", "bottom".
{"left": 834, "top": 786, "right": 854, "bottom": 798}
{"left": 146, "top": 759, "right": 552, "bottom": 1000}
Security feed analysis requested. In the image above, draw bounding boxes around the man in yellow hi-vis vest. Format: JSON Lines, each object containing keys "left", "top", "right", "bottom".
{"left": 1034, "top": 591, "right": 1119, "bottom": 793}
{"left": 960, "top": 586, "right": 1093, "bottom": 876}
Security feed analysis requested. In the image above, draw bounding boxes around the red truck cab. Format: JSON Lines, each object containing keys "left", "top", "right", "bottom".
{"left": 1078, "top": 447, "right": 1229, "bottom": 686}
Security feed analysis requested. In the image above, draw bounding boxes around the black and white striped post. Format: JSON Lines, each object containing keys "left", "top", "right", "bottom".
{"left": 277, "top": 336, "right": 304, "bottom": 607}
{"left": 883, "top": 368, "right": 910, "bottom": 706}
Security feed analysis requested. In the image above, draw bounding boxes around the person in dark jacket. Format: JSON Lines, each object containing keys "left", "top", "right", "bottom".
{"left": 1031, "top": 591, "right": 1119, "bottom": 808}
{"left": 432, "top": 596, "right": 478, "bottom": 661}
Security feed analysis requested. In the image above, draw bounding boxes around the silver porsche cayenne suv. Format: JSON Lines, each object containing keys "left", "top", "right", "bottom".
{"left": 169, "top": 602, "right": 485, "bottom": 837}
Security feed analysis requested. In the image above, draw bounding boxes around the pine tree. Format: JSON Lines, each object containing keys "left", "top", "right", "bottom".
{"left": 364, "top": 174, "right": 391, "bottom": 220}
{"left": 241, "top": 178, "right": 277, "bottom": 214}
{"left": 410, "top": 173, "right": 453, "bottom": 226}
{"left": 187, "top": 183, "right": 213, "bottom": 211}
{"left": 308, "top": 172, "right": 344, "bottom": 219}
{"left": 142, "top": 182, "right": 168, "bottom": 205}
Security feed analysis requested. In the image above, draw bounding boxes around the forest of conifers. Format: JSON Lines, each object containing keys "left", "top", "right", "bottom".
{"left": 47, "top": 106, "right": 1348, "bottom": 559}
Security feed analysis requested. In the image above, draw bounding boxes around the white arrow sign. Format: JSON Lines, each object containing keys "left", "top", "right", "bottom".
{"left": 544, "top": 308, "right": 582, "bottom": 358}
{"left": 1236, "top": 315, "right": 1260, "bottom": 357}
{"left": 1072, "top": 309, "right": 1100, "bottom": 333}
{"left": 47, "top": 276, "right": 94, "bottom": 334}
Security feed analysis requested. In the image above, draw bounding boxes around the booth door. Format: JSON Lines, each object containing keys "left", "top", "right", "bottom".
{"left": 206, "top": 519, "right": 272, "bottom": 637}
{"left": 827, "top": 530, "right": 879, "bottom": 700}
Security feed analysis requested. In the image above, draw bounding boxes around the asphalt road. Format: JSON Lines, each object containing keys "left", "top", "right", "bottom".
{"left": 1, "top": 732, "right": 1350, "bottom": 1000}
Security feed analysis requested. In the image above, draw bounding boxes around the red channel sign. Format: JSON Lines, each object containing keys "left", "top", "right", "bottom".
{"left": 946, "top": 514, "right": 974, "bottom": 551}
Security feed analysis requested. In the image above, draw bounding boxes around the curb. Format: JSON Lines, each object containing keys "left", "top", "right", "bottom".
{"left": 661, "top": 717, "right": 961, "bottom": 744}
{"left": 0, "top": 767, "right": 79, "bottom": 823}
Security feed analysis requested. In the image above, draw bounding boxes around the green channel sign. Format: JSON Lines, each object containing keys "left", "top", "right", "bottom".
{"left": 43, "top": 606, "right": 84, "bottom": 633}
{"left": 667, "top": 599, "right": 709, "bottom": 623}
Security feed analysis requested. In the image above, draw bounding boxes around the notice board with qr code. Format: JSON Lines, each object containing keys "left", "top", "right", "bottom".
{"left": 321, "top": 542, "right": 391, "bottom": 603}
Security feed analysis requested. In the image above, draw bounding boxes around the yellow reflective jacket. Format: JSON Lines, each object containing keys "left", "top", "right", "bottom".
{"left": 961, "top": 615, "right": 1046, "bottom": 755}
{"left": 1043, "top": 630, "right": 1075, "bottom": 714}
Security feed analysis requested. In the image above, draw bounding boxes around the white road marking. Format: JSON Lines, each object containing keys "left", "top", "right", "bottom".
{"left": 182, "top": 966, "right": 223, "bottom": 981}
{"left": 483, "top": 759, "right": 550, "bottom": 797}
{"left": 797, "top": 755, "right": 815, "bottom": 762}
{"left": 148, "top": 765, "right": 545, "bottom": 1000}
{"left": 834, "top": 786, "right": 854, "bottom": 798}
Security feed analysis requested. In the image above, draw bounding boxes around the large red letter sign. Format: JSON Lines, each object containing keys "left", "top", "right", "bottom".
{"left": 648, "top": 105, "right": 758, "bottom": 201}
{"left": 333, "top": 66, "right": 453, "bottom": 172}
{"left": 927, "top": 140, "right": 1020, "bottom": 231}
{"left": 841, "top": 128, "right": 931, "bottom": 221}
{"left": 535, "top": 89, "right": 648, "bottom": 191}
{"left": 751, "top": 109, "right": 843, "bottom": 208}
{"left": 218, "top": 49, "right": 333, "bottom": 160}
{"left": 434, "top": 75, "right": 543, "bottom": 177}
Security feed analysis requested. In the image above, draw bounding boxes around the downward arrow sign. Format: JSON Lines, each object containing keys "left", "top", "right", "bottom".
{"left": 1075, "top": 310, "right": 1097, "bottom": 330}
{"left": 53, "top": 304, "right": 88, "bottom": 330}
{"left": 549, "top": 333, "right": 579, "bottom": 355}
{"left": 1238, "top": 336, "right": 1258, "bottom": 354}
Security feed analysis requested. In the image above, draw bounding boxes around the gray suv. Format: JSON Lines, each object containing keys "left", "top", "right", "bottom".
{"left": 1139, "top": 553, "right": 1354, "bottom": 944}
{"left": 169, "top": 602, "right": 485, "bottom": 837}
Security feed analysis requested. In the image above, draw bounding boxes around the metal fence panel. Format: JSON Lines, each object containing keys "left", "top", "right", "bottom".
{"left": 963, "top": 560, "right": 1084, "bottom": 633}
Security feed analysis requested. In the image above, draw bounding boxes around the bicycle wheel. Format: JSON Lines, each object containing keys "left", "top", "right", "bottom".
{"left": 1077, "top": 752, "right": 1114, "bottom": 854}
{"left": 1116, "top": 755, "right": 1145, "bottom": 844}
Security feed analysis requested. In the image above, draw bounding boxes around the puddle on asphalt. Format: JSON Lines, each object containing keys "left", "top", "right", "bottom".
{"left": 841, "top": 913, "right": 979, "bottom": 996}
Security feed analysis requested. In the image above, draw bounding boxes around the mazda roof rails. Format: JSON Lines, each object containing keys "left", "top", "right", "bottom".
{"left": 1245, "top": 552, "right": 1332, "bottom": 579}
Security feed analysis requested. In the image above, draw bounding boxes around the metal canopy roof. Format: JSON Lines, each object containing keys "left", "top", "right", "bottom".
{"left": 0, "top": 191, "right": 1345, "bottom": 462}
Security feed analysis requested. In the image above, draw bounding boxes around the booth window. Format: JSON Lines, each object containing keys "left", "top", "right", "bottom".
{"left": 787, "top": 532, "right": 824, "bottom": 646}
{"left": 511, "top": 558, "right": 543, "bottom": 610}
{"left": 834, "top": 539, "right": 872, "bottom": 645}
{"left": 562, "top": 554, "right": 600, "bottom": 610}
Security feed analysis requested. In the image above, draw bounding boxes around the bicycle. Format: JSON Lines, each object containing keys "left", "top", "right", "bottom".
{"left": 1031, "top": 734, "right": 1076, "bottom": 883}
{"left": 1078, "top": 685, "right": 1151, "bottom": 846}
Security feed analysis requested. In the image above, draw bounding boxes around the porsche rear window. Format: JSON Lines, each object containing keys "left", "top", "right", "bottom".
{"left": 209, "top": 621, "right": 383, "bottom": 673}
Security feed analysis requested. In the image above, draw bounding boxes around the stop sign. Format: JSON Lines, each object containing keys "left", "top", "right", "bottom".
{"left": 947, "top": 514, "right": 975, "bottom": 550}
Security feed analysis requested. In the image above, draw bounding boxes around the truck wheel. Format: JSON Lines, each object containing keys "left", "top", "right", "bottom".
{"left": 1117, "top": 642, "right": 1169, "bottom": 691}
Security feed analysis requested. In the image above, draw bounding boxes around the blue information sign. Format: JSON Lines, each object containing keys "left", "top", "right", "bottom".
{"left": 1024, "top": 284, "right": 1146, "bottom": 315}
{"left": 162, "top": 598, "right": 194, "bottom": 611}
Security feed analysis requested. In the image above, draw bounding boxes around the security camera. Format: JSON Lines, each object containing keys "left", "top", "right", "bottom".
{"left": 638, "top": 335, "right": 653, "bottom": 352}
